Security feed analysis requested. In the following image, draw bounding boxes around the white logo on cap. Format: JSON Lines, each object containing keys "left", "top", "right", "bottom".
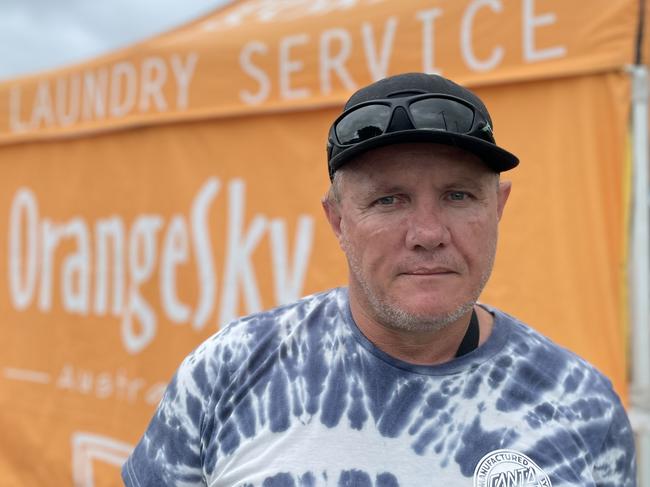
{"left": 473, "top": 449, "right": 552, "bottom": 487}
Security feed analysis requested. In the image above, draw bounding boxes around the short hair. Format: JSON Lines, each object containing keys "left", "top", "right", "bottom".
{"left": 325, "top": 169, "right": 344, "bottom": 205}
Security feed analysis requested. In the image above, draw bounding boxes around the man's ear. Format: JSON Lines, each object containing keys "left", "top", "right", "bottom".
{"left": 322, "top": 197, "right": 343, "bottom": 240}
{"left": 496, "top": 180, "right": 512, "bottom": 221}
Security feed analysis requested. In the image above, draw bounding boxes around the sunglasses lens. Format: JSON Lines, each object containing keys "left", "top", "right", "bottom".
{"left": 409, "top": 98, "right": 475, "bottom": 133}
{"left": 335, "top": 105, "right": 391, "bottom": 144}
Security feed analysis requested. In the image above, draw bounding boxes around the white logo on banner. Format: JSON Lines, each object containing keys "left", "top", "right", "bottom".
{"left": 473, "top": 449, "right": 552, "bottom": 487}
{"left": 71, "top": 432, "right": 133, "bottom": 487}
{"left": 7, "top": 177, "right": 315, "bottom": 354}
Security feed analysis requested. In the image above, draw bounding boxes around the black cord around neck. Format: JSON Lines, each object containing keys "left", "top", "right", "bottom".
{"left": 455, "top": 308, "right": 480, "bottom": 358}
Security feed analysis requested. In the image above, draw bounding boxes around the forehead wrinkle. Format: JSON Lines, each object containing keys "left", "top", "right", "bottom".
{"left": 343, "top": 169, "right": 415, "bottom": 201}
{"left": 440, "top": 175, "right": 487, "bottom": 190}
{"left": 365, "top": 181, "right": 410, "bottom": 196}
{"left": 347, "top": 167, "right": 491, "bottom": 196}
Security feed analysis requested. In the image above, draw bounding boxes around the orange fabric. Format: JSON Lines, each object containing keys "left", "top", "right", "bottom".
{"left": 0, "top": 0, "right": 639, "bottom": 143}
{"left": 480, "top": 73, "right": 630, "bottom": 401}
{"left": 0, "top": 0, "right": 637, "bottom": 485}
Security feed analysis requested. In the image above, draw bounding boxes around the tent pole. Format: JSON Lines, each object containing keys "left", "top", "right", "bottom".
{"left": 629, "top": 63, "right": 650, "bottom": 486}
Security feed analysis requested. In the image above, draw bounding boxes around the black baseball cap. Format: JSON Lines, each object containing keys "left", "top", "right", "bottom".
{"left": 326, "top": 72, "right": 519, "bottom": 180}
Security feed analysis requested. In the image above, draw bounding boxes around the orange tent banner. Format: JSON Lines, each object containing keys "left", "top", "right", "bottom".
{"left": 0, "top": 1, "right": 640, "bottom": 485}
{"left": 0, "top": 0, "right": 638, "bottom": 142}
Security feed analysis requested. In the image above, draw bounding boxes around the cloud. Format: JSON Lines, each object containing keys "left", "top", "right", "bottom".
{"left": 0, "top": 0, "right": 231, "bottom": 80}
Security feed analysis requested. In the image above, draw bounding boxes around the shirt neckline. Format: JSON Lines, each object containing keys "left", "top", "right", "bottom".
{"left": 336, "top": 287, "right": 511, "bottom": 376}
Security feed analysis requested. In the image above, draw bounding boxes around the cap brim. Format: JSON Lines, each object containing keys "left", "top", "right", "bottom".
{"left": 329, "top": 129, "right": 519, "bottom": 177}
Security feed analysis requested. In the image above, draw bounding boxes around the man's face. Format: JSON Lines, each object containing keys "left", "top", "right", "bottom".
{"left": 323, "top": 143, "right": 511, "bottom": 333}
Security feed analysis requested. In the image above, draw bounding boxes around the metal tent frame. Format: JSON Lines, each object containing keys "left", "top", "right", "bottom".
{"left": 630, "top": 63, "right": 650, "bottom": 486}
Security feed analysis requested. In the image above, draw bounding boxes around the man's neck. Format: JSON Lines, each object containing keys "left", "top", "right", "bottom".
{"left": 348, "top": 294, "right": 494, "bottom": 366}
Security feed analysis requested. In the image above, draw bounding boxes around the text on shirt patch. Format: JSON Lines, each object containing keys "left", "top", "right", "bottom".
{"left": 473, "top": 449, "right": 552, "bottom": 487}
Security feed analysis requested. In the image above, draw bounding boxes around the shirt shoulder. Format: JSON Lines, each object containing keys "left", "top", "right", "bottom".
{"left": 470, "top": 307, "right": 636, "bottom": 484}
{"left": 197, "top": 287, "right": 345, "bottom": 364}
{"left": 490, "top": 307, "right": 617, "bottom": 394}
{"left": 122, "top": 288, "right": 349, "bottom": 486}
{"left": 170, "top": 288, "right": 348, "bottom": 416}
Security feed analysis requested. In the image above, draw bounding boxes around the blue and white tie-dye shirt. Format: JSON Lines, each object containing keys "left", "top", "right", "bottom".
{"left": 122, "top": 288, "right": 636, "bottom": 486}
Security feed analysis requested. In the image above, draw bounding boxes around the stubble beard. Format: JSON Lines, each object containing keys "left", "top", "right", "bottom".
{"left": 343, "top": 238, "right": 496, "bottom": 334}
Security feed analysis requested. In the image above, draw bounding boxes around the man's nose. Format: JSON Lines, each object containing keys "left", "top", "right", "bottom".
{"left": 404, "top": 203, "right": 451, "bottom": 251}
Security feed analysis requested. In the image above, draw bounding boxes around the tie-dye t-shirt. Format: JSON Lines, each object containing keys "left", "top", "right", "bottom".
{"left": 122, "top": 288, "right": 636, "bottom": 486}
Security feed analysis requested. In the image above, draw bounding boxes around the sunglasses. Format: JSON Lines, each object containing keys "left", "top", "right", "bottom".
{"left": 329, "top": 94, "right": 494, "bottom": 147}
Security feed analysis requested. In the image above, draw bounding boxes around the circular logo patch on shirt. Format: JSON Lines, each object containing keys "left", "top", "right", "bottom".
{"left": 473, "top": 449, "right": 552, "bottom": 487}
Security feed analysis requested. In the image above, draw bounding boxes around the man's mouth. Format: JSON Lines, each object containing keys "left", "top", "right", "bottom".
{"left": 402, "top": 267, "right": 455, "bottom": 275}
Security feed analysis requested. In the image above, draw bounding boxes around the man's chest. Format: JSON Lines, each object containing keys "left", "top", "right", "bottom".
{"left": 203, "top": 412, "right": 586, "bottom": 487}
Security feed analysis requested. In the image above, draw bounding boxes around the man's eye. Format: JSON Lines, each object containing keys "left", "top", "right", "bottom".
{"left": 448, "top": 192, "right": 468, "bottom": 201}
{"left": 376, "top": 196, "right": 396, "bottom": 205}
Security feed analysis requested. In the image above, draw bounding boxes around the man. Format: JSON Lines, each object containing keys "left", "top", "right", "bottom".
{"left": 122, "top": 73, "right": 636, "bottom": 486}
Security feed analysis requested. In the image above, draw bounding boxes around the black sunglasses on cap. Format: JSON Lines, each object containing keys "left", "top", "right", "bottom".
{"left": 326, "top": 73, "right": 519, "bottom": 180}
{"left": 328, "top": 93, "right": 495, "bottom": 148}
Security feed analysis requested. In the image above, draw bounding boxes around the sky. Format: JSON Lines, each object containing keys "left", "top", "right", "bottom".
{"left": 0, "top": 0, "right": 232, "bottom": 81}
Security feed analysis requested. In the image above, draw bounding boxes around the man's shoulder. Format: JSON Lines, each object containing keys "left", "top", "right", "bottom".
{"left": 166, "top": 288, "right": 347, "bottom": 408}
{"left": 189, "top": 287, "right": 346, "bottom": 363}
{"left": 224, "top": 287, "right": 345, "bottom": 336}
{"left": 487, "top": 306, "right": 635, "bottom": 479}
{"left": 489, "top": 306, "right": 616, "bottom": 394}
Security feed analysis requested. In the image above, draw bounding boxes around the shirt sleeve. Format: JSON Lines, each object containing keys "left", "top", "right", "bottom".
{"left": 122, "top": 344, "right": 215, "bottom": 487}
{"left": 591, "top": 396, "right": 637, "bottom": 486}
